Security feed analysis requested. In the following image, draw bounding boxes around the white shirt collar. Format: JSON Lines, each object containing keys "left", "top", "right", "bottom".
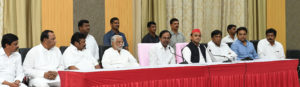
{"left": 158, "top": 42, "right": 171, "bottom": 50}
{"left": 39, "top": 44, "right": 55, "bottom": 52}
{"left": 0, "top": 48, "right": 17, "bottom": 57}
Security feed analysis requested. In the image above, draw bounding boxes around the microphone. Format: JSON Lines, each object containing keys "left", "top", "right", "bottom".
{"left": 168, "top": 47, "right": 188, "bottom": 64}
{"left": 204, "top": 45, "right": 232, "bottom": 63}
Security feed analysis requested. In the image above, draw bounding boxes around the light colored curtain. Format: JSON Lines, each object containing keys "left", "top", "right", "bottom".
{"left": 247, "top": 0, "right": 266, "bottom": 40}
{"left": 0, "top": 0, "right": 3, "bottom": 42}
{"left": 141, "top": 0, "right": 168, "bottom": 37}
{"left": 138, "top": 0, "right": 266, "bottom": 43}
{"left": 3, "top": 0, "right": 41, "bottom": 48}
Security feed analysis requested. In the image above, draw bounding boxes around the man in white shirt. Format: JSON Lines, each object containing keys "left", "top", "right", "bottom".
{"left": 0, "top": 34, "right": 27, "bottom": 87}
{"left": 182, "top": 29, "right": 212, "bottom": 64}
{"left": 207, "top": 30, "right": 237, "bottom": 62}
{"left": 102, "top": 35, "right": 139, "bottom": 69}
{"left": 78, "top": 20, "right": 99, "bottom": 61}
{"left": 258, "top": 28, "right": 285, "bottom": 59}
{"left": 63, "top": 32, "right": 101, "bottom": 70}
{"left": 23, "top": 30, "right": 64, "bottom": 87}
{"left": 149, "top": 30, "right": 176, "bottom": 66}
{"left": 222, "top": 24, "right": 237, "bottom": 43}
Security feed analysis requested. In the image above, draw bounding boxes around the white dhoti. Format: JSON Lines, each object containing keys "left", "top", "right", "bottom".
{"left": 0, "top": 83, "right": 27, "bottom": 87}
{"left": 29, "top": 75, "right": 60, "bottom": 87}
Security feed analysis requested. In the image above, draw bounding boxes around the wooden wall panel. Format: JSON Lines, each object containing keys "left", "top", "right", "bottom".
{"left": 267, "top": 0, "right": 286, "bottom": 52}
{"left": 105, "top": 0, "right": 134, "bottom": 54}
{"left": 42, "top": 0, "right": 73, "bottom": 47}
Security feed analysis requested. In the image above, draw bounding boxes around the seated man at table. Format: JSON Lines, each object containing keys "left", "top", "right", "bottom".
{"left": 23, "top": 30, "right": 64, "bottom": 87}
{"left": 231, "top": 27, "right": 258, "bottom": 60}
{"left": 0, "top": 34, "right": 27, "bottom": 87}
{"left": 257, "top": 28, "right": 285, "bottom": 59}
{"left": 62, "top": 32, "right": 101, "bottom": 70}
{"left": 182, "top": 29, "right": 212, "bottom": 64}
{"left": 149, "top": 30, "right": 176, "bottom": 66}
{"left": 102, "top": 35, "right": 139, "bottom": 69}
{"left": 207, "top": 30, "right": 237, "bottom": 62}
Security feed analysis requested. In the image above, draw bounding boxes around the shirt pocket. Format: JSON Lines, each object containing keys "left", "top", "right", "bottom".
{"left": 0, "top": 61, "right": 8, "bottom": 71}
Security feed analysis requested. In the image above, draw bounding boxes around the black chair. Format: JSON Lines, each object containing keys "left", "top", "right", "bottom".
{"left": 200, "top": 43, "right": 208, "bottom": 48}
{"left": 18, "top": 48, "right": 31, "bottom": 64}
{"left": 286, "top": 49, "right": 300, "bottom": 78}
{"left": 250, "top": 40, "right": 259, "bottom": 52}
{"left": 98, "top": 45, "right": 111, "bottom": 68}
{"left": 226, "top": 42, "right": 233, "bottom": 48}
{"left": 59, "top": 46, "right": 68, "bottom": 54}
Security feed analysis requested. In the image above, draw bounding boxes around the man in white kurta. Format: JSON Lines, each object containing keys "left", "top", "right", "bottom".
{"left": 149, "top": 42, "right": 176, "bottom": 66}
{"left": 63, "top": 44, "right": 99, "bottom": 70}
{"left": 0, "top": 48, "right": 26, "bottom": 87}
{"left": 63, "top": 32, "right": 100, "bottom": 70}
{"left": 182, "top": 29, "right": 212, "bottom": 64}
{"left": 102, "top": 35, "right": 139, "bottom": 69}
{"left": 221, "top": 35, "right": 237, "bottom": 43}
{"left": 207, "top": 30, "right": 237, "bottom": 62}
{"left": 208, "top": 41, "right": 237, "bottom": 62}
{"left": 23, "top": 30, "right": 64, "bottom": 87}
{"left": 23, "top": 44, "right": 63, "bottom": 87}
{"left": 149, "top": 30, "right": 176, "bottom": 66}
{"left": 85, "top": 34, "right": 99, "bottom": 61}
{"left": 0, "top": 34, "right": 26, "bottom": 87}
{"left": 78, "top": 20, "right": 99, "bottom": 61}
{"left": 257, "top": 28, "right": 285, "bottom": 59}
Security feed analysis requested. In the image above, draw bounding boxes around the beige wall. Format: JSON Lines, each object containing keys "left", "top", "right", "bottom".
{"left": 286, "top": 0, "right": 300, "bottom": 50}
{"left": 73, "top": 0, "right": 105, "bottom": 45}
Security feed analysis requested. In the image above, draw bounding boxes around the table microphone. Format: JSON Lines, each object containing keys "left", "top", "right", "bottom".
{"left": 168, "top": 47, "right": 188, "bottom": 64}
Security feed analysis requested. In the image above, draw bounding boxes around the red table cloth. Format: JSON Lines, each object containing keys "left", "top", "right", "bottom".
{"left": 59, "top": 60, "right": 299, "bottom": 87}
{"left": 245, "top": 60, "right": 299, "bottom": 87}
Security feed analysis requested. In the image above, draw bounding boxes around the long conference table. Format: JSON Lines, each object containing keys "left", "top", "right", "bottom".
{"left": 58, "top": 59, "right": 300, "bottom": 87}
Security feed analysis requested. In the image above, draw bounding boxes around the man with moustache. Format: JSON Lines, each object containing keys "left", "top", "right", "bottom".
{"left": 23, "top": 30, "right": 64, "bottom": 87}
{"left": 62, "top": 32, "right": 101, "bottom": 70}
{"left": 182, "top": 29, "right": 212, "bottom": 64}
{"left": 149, "top": 30, "right": 176, "bottom": 66}
{"left": 222, "top": 24, "right": 237, "bottom": 43}
{"left": 257, "top": 28, "right": 285, "bottom": 59}
{"left": 102, "top": 35, "right": 139, "bottom": 69}
{"left": 103, "top": 17, "right": 129, "bottom": 50}
{"left": 169, "top": 18, "right": 185, "bottom": 49}
{"left": 231, "top": 27, "right": 258, "bottom": 60}
{"left": 0, "top": 34, "right": 27, "bottom": 87}
{"left": 78, "top": 20, "right": 99, "bottom": 61}
{"left": 207, "top": 30, "right": 237, "bottom": 62}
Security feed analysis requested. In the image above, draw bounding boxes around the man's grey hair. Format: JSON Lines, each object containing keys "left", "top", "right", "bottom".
{"left": 111, "top": 35, "right": 123, "bottom": 44}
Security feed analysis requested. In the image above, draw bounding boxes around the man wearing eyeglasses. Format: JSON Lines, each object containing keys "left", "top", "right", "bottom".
{"left": 149, "top": 30, "right": 176, "bottom": 66}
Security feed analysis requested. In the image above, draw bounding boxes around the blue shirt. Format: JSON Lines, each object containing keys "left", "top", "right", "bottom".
{"left": 231, "top": 40, "right": 258, "bottom": 60}
{"left": 103, "top": 30, "right": 128, "bottom": 47}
